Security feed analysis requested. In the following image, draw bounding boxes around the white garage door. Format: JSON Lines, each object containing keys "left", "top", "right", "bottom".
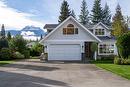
{"left": 48, "top": 44, "right": 81, "bottom": 61}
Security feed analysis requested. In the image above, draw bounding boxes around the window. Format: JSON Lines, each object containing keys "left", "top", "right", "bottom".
{"left": 75, "top": 28, "right": 78, "bottom": 34}
{"left": 99, "top": 44, "right": 114, "bottom": 54}
{"left": 67, "top": 27, "right": 75, "bottom": 34}
{"left": 63, "top": 24, "right": 78, "bottom": 35}
{"left": 95, "top": 29, "right": 105, "bottom": 35}
{"left": 67, "top": 24, "right": 74, "bottom": 27}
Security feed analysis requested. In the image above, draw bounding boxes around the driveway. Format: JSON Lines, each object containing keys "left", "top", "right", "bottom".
{"left": 0, "top": 59, "right": 130, "bottom": 87}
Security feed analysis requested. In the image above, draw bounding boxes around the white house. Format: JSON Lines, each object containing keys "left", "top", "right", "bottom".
{"left": 40, "top": 16, "right": 117, "bottom": 61}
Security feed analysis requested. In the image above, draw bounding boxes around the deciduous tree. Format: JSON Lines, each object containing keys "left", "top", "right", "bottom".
{"left": 112, "top": 4, "right": 128, "bottom": 37}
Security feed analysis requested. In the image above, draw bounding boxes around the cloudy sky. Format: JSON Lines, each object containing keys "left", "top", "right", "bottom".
{"left": 0, "top": 0, "right": 129, "bottom": 30}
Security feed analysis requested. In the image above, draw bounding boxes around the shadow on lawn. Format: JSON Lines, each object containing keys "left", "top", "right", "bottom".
{"left": 0, "top": 71, "right": 71, "bottom": 87}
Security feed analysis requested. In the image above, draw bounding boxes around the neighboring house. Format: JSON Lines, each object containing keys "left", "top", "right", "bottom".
{"left": 40, "top": 16, "right": 117, "bottom": 61}
{"left": 26, "top": 42, "right": 36, "bottom": 48}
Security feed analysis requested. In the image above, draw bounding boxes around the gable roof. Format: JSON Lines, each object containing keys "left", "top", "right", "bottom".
{"left": 92, "top": 22, "right": 111, "bottom": 30}
{"left": 40, "top": 16, "right": 102, "bottom": 43}
{"left": 97, "top": 36, "right": 116, "bottom": 40}
{"left": 84, "top": 23, "right": 95, "bottom": 29}
{"left": 44, "top": 24, "right": 59, "bottom": 29}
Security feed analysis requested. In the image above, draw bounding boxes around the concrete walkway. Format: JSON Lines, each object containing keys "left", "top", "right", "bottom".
{"left": 0, "top": 59, "right": 130, "bottom": 87}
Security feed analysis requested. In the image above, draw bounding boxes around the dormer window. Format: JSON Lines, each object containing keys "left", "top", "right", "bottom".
{"left": 95, "top": 29, "right": 105, "bottom": 35}
{"left": 63, "top": 24, "right": 78, "bottom": 35}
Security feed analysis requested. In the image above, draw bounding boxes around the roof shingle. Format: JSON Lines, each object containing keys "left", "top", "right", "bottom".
{"left": 44, "top": 24, "right": 59, "bottom": 29}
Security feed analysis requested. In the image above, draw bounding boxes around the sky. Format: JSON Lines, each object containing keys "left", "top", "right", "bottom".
{"left": 0, "top": 0, "right": 130, "bottom": 30}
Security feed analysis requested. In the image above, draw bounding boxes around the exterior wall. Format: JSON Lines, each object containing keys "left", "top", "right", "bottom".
{"left": 43, "top": 40, "right": 85, "bottom": 54}
{"left": 46, "top": 19, "right": 98, "bottom": 42}
{"left": 92, "top": 24, "right": 111, "bottom": 36}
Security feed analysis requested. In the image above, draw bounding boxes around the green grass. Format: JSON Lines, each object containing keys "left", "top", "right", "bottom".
{"left": 92, "top": 60, "right": 130, "bottom": 80}
{"left": 0, "top": 61, "right": 14, "bottom": 66}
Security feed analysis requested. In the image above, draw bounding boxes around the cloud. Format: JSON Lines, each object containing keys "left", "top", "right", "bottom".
{"left": 21, "top": 31, "right": 35, "bottom": 36}
{"left": 0, "top": 1, "right": 44, "bottom": 30}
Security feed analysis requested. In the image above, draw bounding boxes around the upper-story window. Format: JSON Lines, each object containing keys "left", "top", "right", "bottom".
{"left": 63, "top": 24, "right": 78, "bottom": 35}
{"left": 95, "top": 29, "right": 105, "bottom": 35}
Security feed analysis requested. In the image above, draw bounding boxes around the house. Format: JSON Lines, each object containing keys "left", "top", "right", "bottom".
{"left": 40, "top": 16, "right": 117, "bottom": 61}
{"left": 26, "top": 42, "right": 36, "bottom": 48}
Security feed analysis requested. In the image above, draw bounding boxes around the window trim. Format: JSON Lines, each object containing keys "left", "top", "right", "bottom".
{"left": 95, "top": 28, "right": 105, "bottom": 36}
{"left": 98, "top": 43, "right": 115, "bottom": 55}
{"left": 63, "top": 24, "right": 78, "bottom": 35}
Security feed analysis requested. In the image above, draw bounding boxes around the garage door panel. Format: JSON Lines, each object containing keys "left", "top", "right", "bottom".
{"left": 48, "top": 44, "right": 81, "bottom": 60}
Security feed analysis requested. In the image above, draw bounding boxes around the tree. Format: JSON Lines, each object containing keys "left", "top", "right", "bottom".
{"left": 116, "top": 32, "right": 130, "bottom": 58}
{"left": 9, "top": 35, "right": 27, "bottom": 53}
{"left": 125, "top": 16, "right": 130, "bottom": 26}
{"left": 7, "top": 32, "right": 11, "bottom": 41}
{"left": 40, "top": 34, "right": 43, "bottom": 40}
{"left": 30, "top": 43, "right": 43, "bottom": 56}
{"left": 91, "top": 0, "right": 103, "bottom": 24}
{"left": 58, "top": 0, "right": 71, "bottom": 23}
{"left": 71, "top": 9, "right": 76, "bottom": 18}
{"left": 102, "top": 3, "right": 111, "bottom": 26}
{"left": 79, "top": 0, "right": 89, "bottom": 25}
{"left": 1, "top": 24, "right": 5, "bottom": 38}
{"left": 112, "top": 4, "right": 128, "bottom": 37}
{"left": 0, "top": 38, "right": 9, "bottom": 49}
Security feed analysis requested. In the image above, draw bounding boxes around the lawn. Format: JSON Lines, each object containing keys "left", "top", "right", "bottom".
{"left": 92, "top": 60, "right": 130, "bottom": 80}
{"left": 0, "top": 61, "right": 14, "bottom": 66}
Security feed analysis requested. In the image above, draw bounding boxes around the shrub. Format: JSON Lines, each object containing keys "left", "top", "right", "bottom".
{"left": 30, "top": 43, "right": 43, "bottom": 57}
{"left": 0, "top": 48, "right": 11, "bottom": 60}
{"left": 116, "top": 32, "right": 130, "bottom": 58}
{"left": 9, "top": 35, "right": 27, "bottom": 53}
{"left": 114, "top": 57, "right": 121, "bottom": 65}
{"left": 101, "top": 55, "right": 115, "bottom": 60}
{"left": 23, "top": 50, "right": 30, "bottom": 58}
{"left": 114, "top": 56, "right": 130, "bottom": 65}
{"left": 0, "top": 38, "right": 9, "bottom": 49}
{"left": 13, "top": 52, "right": 24, "bottom": 59}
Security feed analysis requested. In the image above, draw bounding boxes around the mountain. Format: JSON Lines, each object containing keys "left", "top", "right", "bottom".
{"left": 21, "top": 26, "right": 45, "bottom": 36}
{"left": 21, "top": 26, "right": 45, "bottom": 40}
{"left": 6, "top": 26, "right": 46, "bottom": 41}
{"left": 6, "top": 30, "right": 20, "bottom": 36}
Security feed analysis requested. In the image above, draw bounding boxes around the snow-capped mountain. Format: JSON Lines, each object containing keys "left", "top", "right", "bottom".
{"left": 6, "top": 26, "right": 45, "bottom": 41}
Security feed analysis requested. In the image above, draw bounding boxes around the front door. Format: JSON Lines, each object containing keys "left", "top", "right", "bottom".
{"left": 84, "top": 42, "right": 92, "bottom": 59}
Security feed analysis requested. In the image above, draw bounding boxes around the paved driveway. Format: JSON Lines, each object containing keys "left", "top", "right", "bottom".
{"left": 0, "top": 59, "right": 130, "bottom": 87}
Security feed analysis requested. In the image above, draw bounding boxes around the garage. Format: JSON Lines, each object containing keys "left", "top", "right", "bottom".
{"left": 48, "top": 44, "right": 81, "bottom": 61}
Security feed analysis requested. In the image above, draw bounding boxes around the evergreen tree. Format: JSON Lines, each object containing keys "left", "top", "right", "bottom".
{"left": 9, "top": 35, "right": 27, "bottom": 53}
{"left": 7, "top": 32, "right": 11, "bottom": 40}
{"left": 102, "top": 3, "right": 111, "bottom": 26}
{"left": 40, "top": 34, "right": 43, "bottom": 40}
{"left": 1, "top": 24, "right": 5, "bottom": 38}
{"left": 91, "top": 0, "right": 103, "bottom": 24}
{"left": 71, "top": 9, "right": 76, "bottom": 18}
{"left": 58, "top": 0, "right": 71, "bottom": 23}
{"left": 0, "top": 38, "right": 9, "bottom": 49}
{"left": 112, "top": 4, "right": 128, "bottom": 37}
{"left": 79, "top": 0, "right": 89, "bottom": 25}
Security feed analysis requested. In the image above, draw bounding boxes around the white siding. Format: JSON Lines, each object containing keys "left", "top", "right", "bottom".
{"left": 46, "top": 19, "right": 98, "bottom": 42}
{"left": 93, "top": 24, "right": 111, "bottom": 36}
